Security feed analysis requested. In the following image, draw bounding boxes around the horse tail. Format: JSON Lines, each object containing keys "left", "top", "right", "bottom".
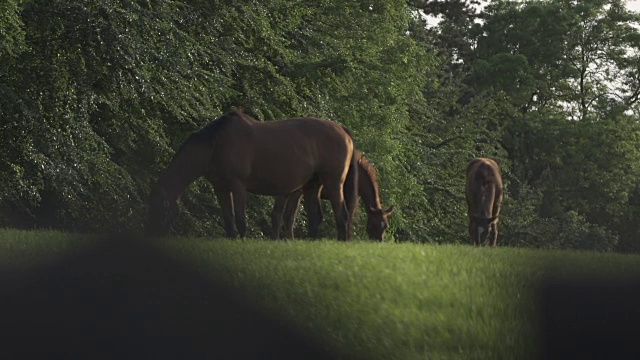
{"left": 343, "top": 132, "right": 359, "bottom": 240}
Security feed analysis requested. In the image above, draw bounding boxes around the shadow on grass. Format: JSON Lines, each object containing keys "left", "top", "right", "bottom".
{"left": 0, "top": 235, "right": 340, "bottom": 359}
{"left": 538, "top": 276, "right": 640, "bottom": 359}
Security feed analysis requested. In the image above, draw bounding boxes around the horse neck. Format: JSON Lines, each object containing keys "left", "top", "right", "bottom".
{"left": 159, "top": 142, "right": 208, "bottom": 201}
{"left": 357, "top": 161, "right": 382, "bottom": 214}
{"left": 474, "top": 181, "right": 496, "bottom": 218}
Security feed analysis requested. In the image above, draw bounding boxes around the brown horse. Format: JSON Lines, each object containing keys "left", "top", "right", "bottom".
{"left": 465, "top": 157, "right": 503, "bottom": 246}
{"left": 271, "top": 152, "right": 395, "bottom": 241}
{"left": 148, "top": 110, "right": 358, "bottom": 241}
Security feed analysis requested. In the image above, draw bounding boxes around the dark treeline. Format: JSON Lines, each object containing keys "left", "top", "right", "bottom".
{"left": 1, "top": 0, "right": 639, "bottom": 252}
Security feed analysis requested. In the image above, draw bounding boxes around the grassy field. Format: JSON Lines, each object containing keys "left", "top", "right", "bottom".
{"left": 1, "top": 229, "right": 639, "bottom": 359}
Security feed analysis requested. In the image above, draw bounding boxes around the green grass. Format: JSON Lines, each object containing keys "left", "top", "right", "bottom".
{"left": 0, "top": 229, "right": 100, "bottom": 269}
{"left": 2, "top": 229, "right": 640, "bottom": 359}
{"left": 159, "top": 238, "right": 640, "bottom": 360}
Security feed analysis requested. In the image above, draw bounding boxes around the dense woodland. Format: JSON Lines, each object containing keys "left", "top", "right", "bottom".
{"left": 1, "top": 0, "right": 640, "bottom": 251}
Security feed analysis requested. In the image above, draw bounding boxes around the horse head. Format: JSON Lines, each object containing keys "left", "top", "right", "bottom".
{"left": 147, "top": 186, "right": 179, "bottom": 236}
{"left": 366, "top": 205, "right": 395, "bottom": 241}
{"left": 472, "top": 215, "right": 498, "bottom": 245}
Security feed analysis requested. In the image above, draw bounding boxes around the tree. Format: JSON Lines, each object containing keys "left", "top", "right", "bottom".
{"left": 1, "top": 0, "right": 435, "bottom": 239}
{"left": 0, "top": 0, "right": 33, "bottom": 226}
{"left": 472, "top": 0, "right": 640, "bottom": 118}
{"left": 470, "top": 0, "right": 640, "bottom": 250}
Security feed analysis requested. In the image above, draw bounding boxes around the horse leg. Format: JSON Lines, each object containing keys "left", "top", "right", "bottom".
{"left": 323, "top": 183, "right": 349, "bottom": 241}
{"left": 303, "top": 184, "right": 323, "bottom": 239}
{"left": 489, "top": 221, "right": 499, "bottom": 246}
{"left": 271, "top": 196, "right": 288, "bottom": 240}
{"left": 468, "top": 219, "right": 478, "bottom": 246}
{"left": 283, "top": 190, "right": 303, "bottom": 240}
{"left": 490, "top": 197, "right": 502, "bottom": 247}
{"left": 214, "top": 189, "right": 236, "bottom": 238}
{"left": 231, "top": 184, "right": 248, "bottom": 238}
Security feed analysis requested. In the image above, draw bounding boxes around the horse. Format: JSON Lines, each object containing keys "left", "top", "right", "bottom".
{"left": 465, "top": 157, "right": 503, "bottom": 246}
{"left": 271, "top": 151, "right": 395, "bottom": 241}
{"left": 147, "top": 110, "right": 359, "bottom": 241}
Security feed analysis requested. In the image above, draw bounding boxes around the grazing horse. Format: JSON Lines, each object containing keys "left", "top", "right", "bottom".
{"left": 271, "top": 152, "right": 395, "bottom": 241}
{"left": 148, "top": 110, "right": 358, "bottom": 241}
{"left": 465, "top": 157, "right": 503, "bottom": 246}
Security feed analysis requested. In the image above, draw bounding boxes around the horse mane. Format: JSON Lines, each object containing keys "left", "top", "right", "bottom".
{"left": 197, "top": 110, "right": 246, "bottom": 143}
{"left": 357, "top": 151, "right": 382, "bottom": 207}
{"left": 167, "top": 110, "right": 244, "bottom": 171}
{"left": 163, "top": 111, "right": 246, "bottom": 186}
{"left": 340, "top": 124, "right": 354, "bottom": 139}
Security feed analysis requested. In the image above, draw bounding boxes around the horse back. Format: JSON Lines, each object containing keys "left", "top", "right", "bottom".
{"left": 210, "top": 115, "right": 354, "bottom": 195}
{"left": 254, "top": 117, "right": 354, "bottom": 166}
{"left": 466, "top": 158, "right": 503, "bottom": 218}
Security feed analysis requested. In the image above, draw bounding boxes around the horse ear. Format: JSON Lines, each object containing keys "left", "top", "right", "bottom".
{"left": 385, "top": 205, "right": 396, "bottom": 215}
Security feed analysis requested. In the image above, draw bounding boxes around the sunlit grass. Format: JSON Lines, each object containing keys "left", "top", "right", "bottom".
{"left": 159, "top": 240, "right": 534, "bottom": 359}
{"left": 159, "top": 239, "right": 640, "bottom": 360}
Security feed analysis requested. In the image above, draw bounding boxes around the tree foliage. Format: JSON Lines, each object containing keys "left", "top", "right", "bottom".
{"left": 414, "top": 0, "right": 640, "bottom": 250}
{"left": 0, "top": 0, "right": 431, "bottom": 239}
{"left": 1, "top": 0, "right": 640, "bottom": 251}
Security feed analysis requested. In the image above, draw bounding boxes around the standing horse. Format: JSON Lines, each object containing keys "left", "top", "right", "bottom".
{"left": 271, "top": 152, "right": 395, "bottom": 241}
{"left": 148, "top": 110, "right": 358, "bottom": 241}
{"left": 465, "top": 157, "right": 503, "bottom": 246}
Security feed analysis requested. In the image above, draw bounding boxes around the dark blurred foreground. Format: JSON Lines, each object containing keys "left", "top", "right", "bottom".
{"left": 539, "top": 276, "right": 640, "bottom": 359}
{"left": 0, "top": 236, "right": 340, "bottom": 360}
